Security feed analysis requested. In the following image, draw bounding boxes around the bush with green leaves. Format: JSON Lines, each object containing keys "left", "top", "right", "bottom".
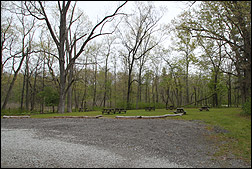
{"left": 241, "top": 97, "right": 251, "bottom": 115}
{"left": 37, "top": 87, "right": 59, "bottom": 112}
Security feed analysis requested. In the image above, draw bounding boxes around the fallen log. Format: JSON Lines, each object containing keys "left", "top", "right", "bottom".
{"left": 141, "top": 114, "right": 183, "bottom": 119}
{"left": 3, "top": 115, "right": 30, "bottom": 119}
{"left": 51, "top": 115, "right": 102, "bottom": 119}
{"left": 115, "top": 114, "right": 183, "bottom": 119}
{"left": 163, "top": 113, "right": 184, "bottom": 117}
{"left": 115, "top": 116, "right": 142, "bottom": 119}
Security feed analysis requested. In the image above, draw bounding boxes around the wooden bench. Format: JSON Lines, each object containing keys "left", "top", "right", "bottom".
{"left": 145, "top": 107, "right": 155, "bottom": 111}
{"left": 199, "top": 106, "right": 209, "bottom": 111}
{"left": 174, "top": 108, "right": 186, "bottom": 115}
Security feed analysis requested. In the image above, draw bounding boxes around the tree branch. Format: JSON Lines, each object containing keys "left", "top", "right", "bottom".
{"left": 38, "top": 1, "right": 60, "bottom": 47}
{"left": 66, "top": 1, "right": 127, "bottom": 72}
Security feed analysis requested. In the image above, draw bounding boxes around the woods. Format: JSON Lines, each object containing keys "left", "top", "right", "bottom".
{"left": 1, "top": 1, "right": 251, "bottom": 113}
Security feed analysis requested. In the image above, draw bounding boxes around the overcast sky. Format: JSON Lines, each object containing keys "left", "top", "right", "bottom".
{"left": 75, "top": 1, "right": 197, "bottom": 73}
{"left": 1, "top": 1, "right": 200, "bottom": 74}
{"left": 77, "top": 1, "right": 190, "bottom": 25}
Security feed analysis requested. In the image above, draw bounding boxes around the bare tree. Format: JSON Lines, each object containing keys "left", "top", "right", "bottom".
{"left": 1, "top": 1, "right": 36, "bottom": 110}
{"left": 101, "top": 35, "right": 116, "bottom": 107}
{"left": 25, "top": 1, "right": 127, "bottom": 113}
{"left": 118, "top": 2, "right": 165, "bottom": 108}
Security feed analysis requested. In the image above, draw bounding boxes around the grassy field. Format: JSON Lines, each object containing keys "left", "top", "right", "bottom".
{"left": 1, "top": 107, "right": 251, "bottom": 164}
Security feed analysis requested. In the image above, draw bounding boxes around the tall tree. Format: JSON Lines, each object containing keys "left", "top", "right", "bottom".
{"left": 173, "top": 18, "right": 197, "bottom": 104}
{"left": 102, "top": 35, "right": 116, "bottom": 107}
{"left": 118, "top": 2, "right": 165, "bottom": 108}
{"left": 178, "top": 1, "right": 251, "bottom": 104}
{"left": 1, "top": 1, "right": 36, "bottom": 110}
{"left": 25, "top": 1, "right": 127, "bottom": 113}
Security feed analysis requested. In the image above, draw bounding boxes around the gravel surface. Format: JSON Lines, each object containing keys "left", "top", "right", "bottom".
{"left": 1, "top": 118, "right": 250, "bottom": 168}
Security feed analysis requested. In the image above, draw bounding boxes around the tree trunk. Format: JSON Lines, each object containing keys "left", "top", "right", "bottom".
{"left": 1, "top": 48, "right": 27, "bottom": 110}
{"left": 194, "top": 87, "right": 197, "bottom": 106}
{"left": 66, "top": 63, "right": 73, "bottom": 112}
{"left": 186, "top": 59, "right": 189, "bottom": 105}
{"left": 155, "top": 75, "right": 159, "bottom": 103}
{"left": 66, "top": 71, "right": 72, "bottom": 112}
{"left": 126, "top": 63, "right": 134, "bottom": 108}
{"left": 152, "top": 79, "right": 155, "bottom": 103}
{"left": 58, "top": 78, "right": 66, "bottom": 113}
{"left": 103, "top": 61, "right": 108, "bottom": 108}
{"left": 66, "top": 32, "right": 74, "bottom": 113}
{"left": 109, "top": 78, "right": 112, "bottom": 107}
{"left": 30, "top": 67, "right": 38, "bottom": 111}
{"left": 40, "top": 55, "right": 46, "bottom": 113}
{"left": 81, "top": 57, "right": 88, "bottom": 110}
{"left": 213, "top": 72, "right": 218, "bottom": 107}
{"left": 227, "top": 73, "right": 232, "bottom": 107}
{"left": 113, "top": 58, "right": 117, "bottom": 107}
{"left": 25, "top": 53, "right": 30, "bottom": 111}
{"left": 20, "top": 70, "right": 26, "bottom": 110}
{"left": 58, "top": 51, "right": 66, "bottom": 113}
{"left": 92, "top": 62, "right": 97, "bottom": 109}
{"left": 166, "top": 88, "right": 169, "bottom": 108}
{"left": 136, "top": 72, "right": 142, "bottom": 109}
{"left": 57, "top": 4, "right": 68, "bottom": 114}
{"left": 73, "top": 86, "right": 79, "bottom": 111}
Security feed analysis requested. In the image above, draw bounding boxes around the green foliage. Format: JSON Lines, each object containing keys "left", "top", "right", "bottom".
{"left": 114, "top": 101, "right": 166, "bottom": 110}
{"left": 1, "top": 108, "right": 27, "bottom": 116}
{"left": 152, "top": 102, "right": 166, "bottom": 109}
{"left": 241, "top": 98, "right": 251, "bottom": 115}
{"left": 1, "top": 107, "right": 42, "bottom": 116}
{"left": 113, "top": 101, "right": 127, "bottom": 109}
{"left": 37, "top": 86, "right": 59, "bottom": 107}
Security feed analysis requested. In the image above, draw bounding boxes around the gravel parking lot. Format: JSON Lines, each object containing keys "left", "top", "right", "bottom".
{"left": 1, "top": 118, "right": 250, "bottom": 168}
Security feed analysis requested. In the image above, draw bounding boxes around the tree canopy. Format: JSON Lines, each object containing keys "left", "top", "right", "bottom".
{"left": 1, "top": 1, "right": 251, "bottom": 113}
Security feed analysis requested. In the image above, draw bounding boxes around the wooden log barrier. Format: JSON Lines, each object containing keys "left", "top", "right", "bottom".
{"left": 3, "top": 115, "right": 30, "bottom": 119}
{"left": 115, "top": 113, "right": 183, "bottom": 119}
{"left": 51, "top": 115, "right": 102, "bottom": 119}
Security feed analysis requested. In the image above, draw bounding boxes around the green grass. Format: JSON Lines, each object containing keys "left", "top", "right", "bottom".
{"left": 1, "top": 107, "right": 251, "bottom": 164}
{"left": 27, "top": 109, "right": 171, "bottom": 118}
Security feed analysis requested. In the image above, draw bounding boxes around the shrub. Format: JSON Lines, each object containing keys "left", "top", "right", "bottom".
{"left": 1, "top": 108, "right": 28, "bottom": 116}
{"left": 241, "top": 97, "right": 251, "bottom": 115}
{"left": 37, "top": 86, "right": 59, "bottom": 112}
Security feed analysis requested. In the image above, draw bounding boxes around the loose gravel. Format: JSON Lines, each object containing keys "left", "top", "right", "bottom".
{"left": 1, "top": 118, "right": 250, "bottom": 168}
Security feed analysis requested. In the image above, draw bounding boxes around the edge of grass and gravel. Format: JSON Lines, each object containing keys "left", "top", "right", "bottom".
{"left": 171, "top": 108, "right": 251, "bottom": 165}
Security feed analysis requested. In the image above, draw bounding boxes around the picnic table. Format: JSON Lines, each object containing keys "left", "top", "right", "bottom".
{"left": 102, "top": 108, "right": 126, "bottom": 115}
{"left": 199, "top": 106, "right": 210, "bottom": 111}
{"left": 115, "top": 108, "right": 127, "bottom": 114}
{"left": 174, "top": 108, "right": 186, "bottom": 115}
{"left": 145, "top": 107, "right": 155, "bottom": 111}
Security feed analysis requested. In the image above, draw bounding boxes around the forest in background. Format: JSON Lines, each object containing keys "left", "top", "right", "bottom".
{"left": 1, "top": 1, "right": 251, "bottom": 113}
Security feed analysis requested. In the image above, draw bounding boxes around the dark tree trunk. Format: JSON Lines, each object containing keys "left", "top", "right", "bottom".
{"left": 57, "top": 2, "right": 69, "bottom": 113}
{"left": 213, "top": 73, "right": 218, "bottom": 107}
{"left": 30, "top": 67, "right": 38, "bottom": 111}
{"left": 1, "top": 48, "right": 27, "bottom": 110}
{"left": 20, "top": 70, "right": 26, "bottom": 110}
